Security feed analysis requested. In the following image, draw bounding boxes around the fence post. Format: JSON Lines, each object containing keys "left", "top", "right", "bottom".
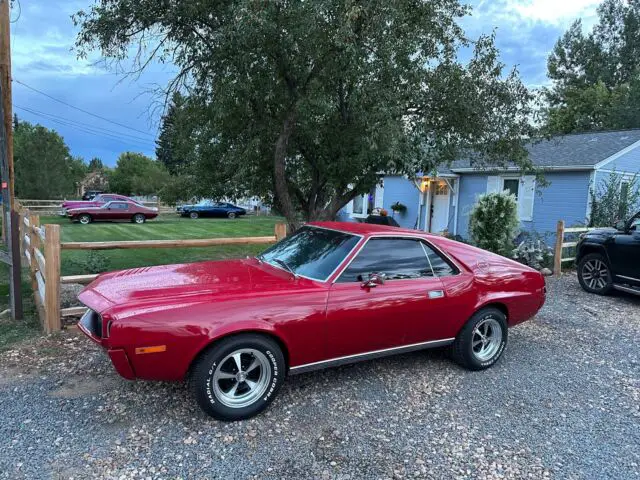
{"left": 44, "top": 224, "right": 61, "bottom": 332}
{"left": 275, "top": 223, "right": 287, "bottom": 241}
{"left": 554, "top": 220, "right": 565, "bottom": 277}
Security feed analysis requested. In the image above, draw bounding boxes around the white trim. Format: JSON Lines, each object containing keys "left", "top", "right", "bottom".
{"left": 289, "top": 337, "right": 456, "bottom": 374}
{"left": 586, "top": 169, "right": 596, "bottom": 221}
{"left": 451, "top": 165, "right": 596, "bottom": 173}
{"left": 596, "top": 169, "right": 640, "bottom": 176}
{"left": 453, "top": 178, "right": 460, "bottom": 235}
{"left": 429, "top": 180, "right": 451, "bottom": 233}
{"left": 594, "top": 138, "right": 640, "bottom": 169}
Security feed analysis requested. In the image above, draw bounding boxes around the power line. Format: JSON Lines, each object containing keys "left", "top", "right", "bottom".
{"left": 16, "top": 105, "right": 157, "bottom": 150}
{"left": 13, "top": 78, "right": 157, "bottom": 138}
{"left": 15, "top": 104, "right": 157, "bottom": 143}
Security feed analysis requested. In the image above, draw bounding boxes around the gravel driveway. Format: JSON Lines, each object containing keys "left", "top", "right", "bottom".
{"left": 0, "top": 274, "right": 638, "bottom": 479}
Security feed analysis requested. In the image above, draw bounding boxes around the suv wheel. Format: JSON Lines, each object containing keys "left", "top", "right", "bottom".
{"left": 191, "top": 334, "right": 285, "bottom": 421}
{"left": 578, "top": 253, "right": 613, "bottom": 295}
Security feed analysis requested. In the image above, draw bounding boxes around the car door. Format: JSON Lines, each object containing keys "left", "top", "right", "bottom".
{"left": 609, "top": 216, "right": 640, "bottom": 282}
{"left": 104, "top": 201, "right": 130, "bottom": 221}
{"left": 325, "top": 237, "right": 454, "bottom": 359}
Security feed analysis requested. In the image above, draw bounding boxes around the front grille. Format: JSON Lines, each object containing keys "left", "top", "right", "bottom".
{"left": 80, "top": 309, "right": 103, "bottom": 338}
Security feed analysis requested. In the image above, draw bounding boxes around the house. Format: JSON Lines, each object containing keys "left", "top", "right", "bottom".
{"left": 340, "top": 130, "right": 640, "bottom": 241}
{"left": 76, "top": 170, "right": 109, "bottom": 197}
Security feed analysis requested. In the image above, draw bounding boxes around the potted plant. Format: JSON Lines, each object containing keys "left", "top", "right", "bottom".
{"left": 390, "top": 201, "right": 407, "bottom": 217}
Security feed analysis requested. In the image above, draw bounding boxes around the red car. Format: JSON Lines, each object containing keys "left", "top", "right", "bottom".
{"left": 78, "top": 222, "right": 546, "bottom": 421}
{"left": 61, "top": 194, "right": 141, "bottom": 215}
{"left": 67, "top": 200, "right": 158, "bottom": 224}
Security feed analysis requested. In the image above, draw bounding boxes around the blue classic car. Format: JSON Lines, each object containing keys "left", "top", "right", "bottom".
{"left": 177, "top": 200, "right": 247, "bottom": 219}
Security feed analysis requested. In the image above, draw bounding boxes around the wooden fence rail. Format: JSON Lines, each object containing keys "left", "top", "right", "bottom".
{"left": 17, "top": 207, "right": 286, "bottom": 331}
{"left": 553, "top": 220, "right": 603, "bottom": 277}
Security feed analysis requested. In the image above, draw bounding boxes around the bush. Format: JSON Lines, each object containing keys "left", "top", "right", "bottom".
{"left": 469, "top": 192, "right": 519, "bottom": 257}
{"left": 589, "top": 172, "right": 639, "bottom": 227}
{"left": 68, "top": 251, "right": 111, "bottom": 275}
{"left": 512, "top": 231, "right": 553, "bottom": 270}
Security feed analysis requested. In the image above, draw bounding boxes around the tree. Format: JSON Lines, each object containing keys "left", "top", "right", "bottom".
{"left": 543, "top": 0, "right": 640, "bottom": 133}
{"left": 109, "top": 152, "right": 170, "bottom": 196}
{"left": 14, "top": 118, "right": 87, "bottom": 199}
{"left": 88, "top": 157, "right": 104, "bottom": 171}
{"left": 156, "top": 92, "right": 194, "bottom": 175}
{"left": 75, "top": 0, "right": 535, "bottom": 227}
{"left": 589, "top": 172, "right": 640, "bottom": 227}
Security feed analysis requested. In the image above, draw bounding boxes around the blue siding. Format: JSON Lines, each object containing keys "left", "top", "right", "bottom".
{"left": 524, "top": 171, "right": 591, "bottom": 241}
{"left": 454, "top": 171, "right": 591, "bottom": 243}
{"left": 602, "top": 144, "right": 640, "bottom": 173}
{"left": 455, "top": 174, "right": 487, "bottom": 238}
{"left": 382, "top": 175, "right": 420, "bottom": 229}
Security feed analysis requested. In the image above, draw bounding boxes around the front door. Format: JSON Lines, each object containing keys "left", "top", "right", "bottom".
{"left": 609, "top": 216, "right": 640, "bottom": 283}
{"left": 326, "top": 237, "right": 450, "bottom": 359}
{"left": 430, "top": 181, "right": 450, "bottom": 233}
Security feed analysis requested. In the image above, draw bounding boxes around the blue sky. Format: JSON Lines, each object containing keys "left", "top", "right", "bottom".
{"left": 12, "top": 0, "right": 602, "bottom": 166}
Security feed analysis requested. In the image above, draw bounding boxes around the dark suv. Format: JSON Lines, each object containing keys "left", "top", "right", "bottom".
{"left": 576, "top": 211, "right": 640, "bottom": 296}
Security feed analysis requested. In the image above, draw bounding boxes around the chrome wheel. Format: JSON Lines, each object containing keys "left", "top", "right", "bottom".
{"left": 79, "top": 215, "right": 90, "bottom": 225}
{"left": 581, "top": 259, "right": 609, "bottom": 290}
{"left": 228, "top": 212, "right": 237, "bottom": 219}
{"left": 472, "top": 318, "right": 503, "bottom": 362}
{"left": 133, "top": 214, "right": 145, "bottom": 224}
{"left": 212, "top": 349, "right": 271, "bottom": 408}
{"left": 189, "top": 211, "right": 198, "bottom": 219}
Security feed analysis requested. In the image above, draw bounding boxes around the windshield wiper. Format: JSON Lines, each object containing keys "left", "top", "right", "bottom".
{"left": 273, "top": 258, "right": 298, "bottom": 278}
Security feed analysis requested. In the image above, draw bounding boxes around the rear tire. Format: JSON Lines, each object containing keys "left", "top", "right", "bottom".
{"left": 189, "top": 211, "right": 199, "bottom": 219}
{"left": 78, "top": 214, "right": 91, "bottom": 225}
{"left": 577, "top": 253, "right": 613, "bottom": 295}
{"left": 132, "top": 213, "right": 146, "bottom": 224}
{"left": 451, "top": 307, "right": 508, "bottom": 371}
{"left": 191, "top": 334, "right": 285, "bottom": 421}
{"left": 227, "top": 212, "right": 237, "bottom": 219}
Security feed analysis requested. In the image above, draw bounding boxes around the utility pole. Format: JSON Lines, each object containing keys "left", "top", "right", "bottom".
{"left": 0, "top": 0, "right": 23, "bottom": 320}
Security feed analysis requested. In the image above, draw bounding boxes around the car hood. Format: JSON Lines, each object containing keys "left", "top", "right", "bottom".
{"left": 78, "top": 258, "right": 299, "bottom": 313}
{"left": 582, "top": 227, "right": 619, "bottom": 240}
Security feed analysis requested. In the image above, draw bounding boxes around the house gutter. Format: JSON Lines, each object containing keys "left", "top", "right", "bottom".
{"left": 450, "top": 165, "right": 597, "bottom": 173}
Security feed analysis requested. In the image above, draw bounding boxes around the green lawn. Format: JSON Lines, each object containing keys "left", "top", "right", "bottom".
{"left": 40, "top": 214, "right": 286, "bottom": 276}
{"left": 0, "top": 264, "right": 40, "bottom": 352}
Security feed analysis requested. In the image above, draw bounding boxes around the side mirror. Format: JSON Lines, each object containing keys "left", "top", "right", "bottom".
{"left": 361, "top": 273, "right": 386, "bottom": 288}
{"left": 614, "top": 220, "right": 626, "bottom": 231}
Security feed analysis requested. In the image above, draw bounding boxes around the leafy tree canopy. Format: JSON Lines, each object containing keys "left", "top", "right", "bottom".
{"left": 75, "top": 0, "right": 535, "bottom": 226}
{"left": 108, "top": 152, "right": 170, "bottom": 196}
{"left": 88, "top": 157, "right": 105, "bottom": 171}
{"left": 14, "top": 117, "right": 87, "bottom": 199}
{"left": 543, "top": 0, "right": 640, "bottom": 133}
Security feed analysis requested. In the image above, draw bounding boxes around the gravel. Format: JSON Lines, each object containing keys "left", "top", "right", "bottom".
{"left": 0, "top": 274, "right": 638, "bottom": 479}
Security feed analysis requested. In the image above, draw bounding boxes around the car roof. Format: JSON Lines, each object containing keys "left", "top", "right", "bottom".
{"left": 307, "top": 221, "right": 434, "bottom": 238}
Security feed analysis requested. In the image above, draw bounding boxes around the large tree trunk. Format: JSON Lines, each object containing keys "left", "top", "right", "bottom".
{"left": 273, "top": 109, "right": 299, "bottom": 231}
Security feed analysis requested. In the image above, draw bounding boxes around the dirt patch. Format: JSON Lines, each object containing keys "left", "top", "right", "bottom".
{"left": 49, "top": 375, "right": 119, "bottom": 399}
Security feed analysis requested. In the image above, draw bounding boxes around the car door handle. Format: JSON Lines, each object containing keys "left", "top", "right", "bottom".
{"left": 427, "top": 290, "right": 445, "bottom": 299}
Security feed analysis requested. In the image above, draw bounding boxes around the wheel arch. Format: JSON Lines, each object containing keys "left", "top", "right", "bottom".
{"left": 186, "top": 329, "right": 291, "bottom": 379}
{"left": 475, "top": 302, "right": 509, "bottom": 322}
{"left": 577, "top": 242, "right": 610, "bottom": 265}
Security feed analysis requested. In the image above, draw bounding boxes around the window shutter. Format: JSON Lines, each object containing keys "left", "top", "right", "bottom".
{"left": 374, "top": 181, "right": 384, "bottom": 209}
{"left": 519, "top": 175, "right": 536, "bottom": 221}
{"left": 486, "top": 176, "right": 500, "bottom": 193}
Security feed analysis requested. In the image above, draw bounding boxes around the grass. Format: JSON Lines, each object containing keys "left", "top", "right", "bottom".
{"left": 40, "top": 214, "right": 286, "bottom": 276}
{"left": 0, "top": 264, "right": 40, "bottom": 352}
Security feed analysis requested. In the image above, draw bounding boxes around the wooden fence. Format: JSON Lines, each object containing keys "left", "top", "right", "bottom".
{"left": 18, "top": 208, "right": 287, "bottom": 332}
{"left": 553, "top": 220, "right": 602, "bottom": 277}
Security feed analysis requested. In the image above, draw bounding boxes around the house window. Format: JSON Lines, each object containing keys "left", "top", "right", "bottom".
{"left": 502, "top": 178, "right": 520, "bottom": 200}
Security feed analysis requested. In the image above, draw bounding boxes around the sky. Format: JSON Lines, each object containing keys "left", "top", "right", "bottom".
{"left": 11, "top": 0, "right": 603, "bottom": 166}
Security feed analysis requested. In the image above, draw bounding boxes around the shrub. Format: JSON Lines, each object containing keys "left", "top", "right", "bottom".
{"left": 69, "top": 251, "right": 111, "bottom": 275}
{"left": 469, "top": 192, "right": 519, "bottom": 257}
{"left": 589, "top": 172, "right": 640, "bottom": 227}
{"left": 512, "top": 231, "right": 553, "bottom": 270}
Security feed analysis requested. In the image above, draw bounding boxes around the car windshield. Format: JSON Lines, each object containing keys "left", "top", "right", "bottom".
{"left": 197, "top": 199, "right": 214, "bottom": 206}
{"left": 258, "top": 226, "right": 360, "bottom": 281}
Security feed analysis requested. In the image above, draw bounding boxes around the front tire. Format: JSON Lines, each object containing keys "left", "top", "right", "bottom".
{"left": 189, "top": 211, "right": 199, "bottom": 219}
{"left": 227, "top": 212, "right": 237, "bottom": 219}
{"left": 132, "top": 213, "right": 146, "bottom": 224}
{"left": 191, "top": 334, "right": 285, "bottom": 421}
{"left": 78, "top": 214, "right": 91, "bottom": 225}
{"left": 451, "top": 307, "right": 508, "bottom": 371}
{"left": 577, "top": 253, "right": 613, "bottom": 295}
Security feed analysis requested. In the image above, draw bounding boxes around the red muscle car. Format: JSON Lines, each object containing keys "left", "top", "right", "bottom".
{"left": 78, "top": 222, "right": 546, "bottom": 421}
{"left": 60, "top": 194, "right": 141, "bottom": 215}
{"left": 67, "top": 200, "right": 158, "bottom": 224}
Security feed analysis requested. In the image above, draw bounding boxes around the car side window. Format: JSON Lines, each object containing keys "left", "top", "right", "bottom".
{"left": 109, "top": 202, "right": 129, "bottom": 210}
{"left": 421, "top": 243, "right": 459, "bottom": 276}
{"left": 338, "top": 238, "right": 433, "bottom": 283}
